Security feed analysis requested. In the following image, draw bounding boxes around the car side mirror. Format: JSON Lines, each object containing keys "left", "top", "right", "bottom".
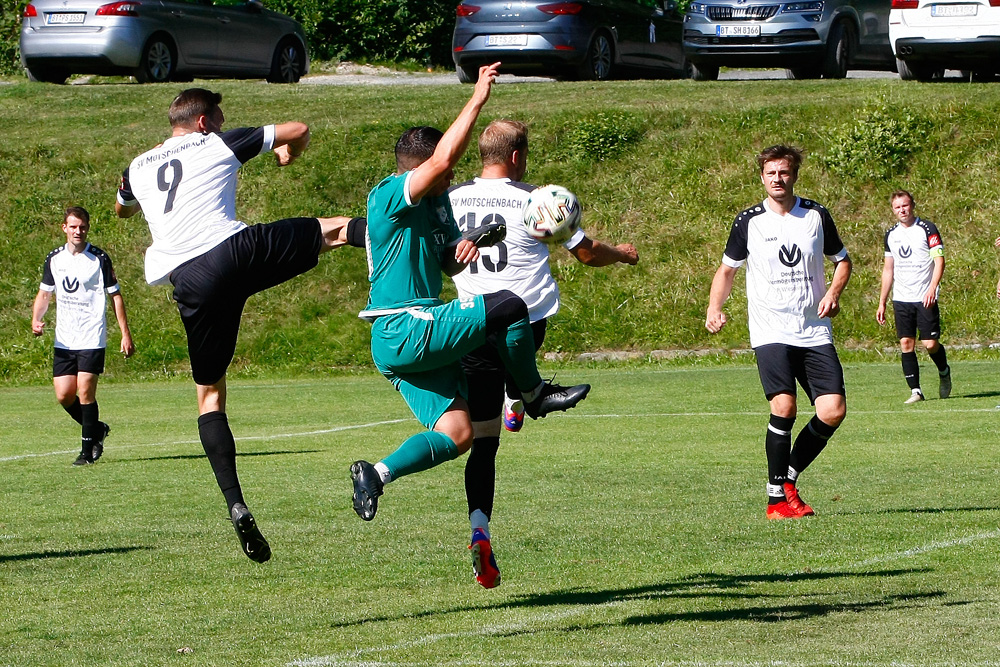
{"left": 247, "top": 0, "right": 264, "bottom": 11}
{"left": 663, "top": 0, "right": 678, "bottom": 11}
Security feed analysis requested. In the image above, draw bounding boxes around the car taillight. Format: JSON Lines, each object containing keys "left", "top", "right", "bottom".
{"left": 456, "top": 3, "right": 480, "bottom": 16}
{"left": 890, "top": 0, "right": 919, "bottom": 7}
{"left": 96, "top": 1, "right": 141, "bottom": 16}
{"left": 538, "top": 2, "right": 583, "bottom": 14}
{"left": 22, "top": 4, "right": 37, "bottom": 17}
{"left": 990, "top": 0, "right": 1000, "bottom": 6}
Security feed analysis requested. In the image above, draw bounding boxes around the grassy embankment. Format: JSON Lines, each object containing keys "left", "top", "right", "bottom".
{"left": 2, "top": 78, "right": 1000, "bottom": 384}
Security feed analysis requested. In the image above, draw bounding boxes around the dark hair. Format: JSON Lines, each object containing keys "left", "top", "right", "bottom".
{"left": 64, "top": 206, "right": 90, "bottom": 225}
{"left": 169, "top": 88, "right": 222, "bottom": 128}
{"left": 479, "top": 120, "right": 528, "bottom": 166}
{"left": 890, "top": 189, "right": 915, "bottom": 206}
{"left": 395, "top": 126, "right": 443, "bottom": 171}
{"left": 756, "top": 145, "right": 804, "bottom": 175}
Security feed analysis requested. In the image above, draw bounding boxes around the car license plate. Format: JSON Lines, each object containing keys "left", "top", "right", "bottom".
{"left": 716, "top": 25, "right": 761, "bottom": 37}
{"left": 47, "top": 12, "right": 86, "bottom": 24}
{"left": 930, "top": 3, "right": 977, "bottom": 15}
{"left": 486, "top": 34, "right": 528, "bottom": 46}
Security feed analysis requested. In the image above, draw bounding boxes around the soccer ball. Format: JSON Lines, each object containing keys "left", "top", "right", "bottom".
{"left": 522, "top": 184, "right": 582, "bottom": 245}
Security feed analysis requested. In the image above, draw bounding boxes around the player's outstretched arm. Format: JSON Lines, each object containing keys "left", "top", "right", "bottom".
{"left": 111, "top": 292, "right": 135, "bottom": 358}
{"left": 818, "top": 256, "right": 852, "bottom": 318}
{"left": 408, "top": 62, "right": 500, "bottom": 203}
{"left": 31, "top": 290, "right": 51, "bottom": 336}
{"left": 570, "top": 238, "right": 639, "bottom": 267}
{"left": 706, "top": 264, "right": 736, "bottom": 333}
{"left": 273, "top": 122, "right": 310, "bottom": 166}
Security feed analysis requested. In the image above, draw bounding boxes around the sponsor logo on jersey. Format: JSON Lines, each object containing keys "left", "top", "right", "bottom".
{"left": 928, "top": 234, "right": 941, "bottom": 248}
{"left": 778, "top": 244, "right": 802, "bottom": 267}
{"left": 898, "top": 245, "right": 912, "bottom": 259}
{"left": 62, "top": 277, "right": 80, "bottom": 293}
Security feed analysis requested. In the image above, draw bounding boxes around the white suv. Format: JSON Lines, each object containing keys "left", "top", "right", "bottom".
{"left": 889, "top": 0, "right": 1000, "bottom": 81}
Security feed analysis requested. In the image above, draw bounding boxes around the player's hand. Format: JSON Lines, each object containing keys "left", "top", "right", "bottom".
{"left": 473, "top": 62, "right": 500, "bottom": 106}
{"left": 705, "top": 309, "right": 727, "bottom": 334}
{"left": 876, "top": 304, "right": 886, "bottom": 325}
{"left": 121, "top": 334, "right": 135, "bottom": 359}
{"left": 274, "top": 144, "right": 299, "bottom": 167}
{"left": 922, "top": 290, "right": 938, "bottom": 309}
{"left": 31, "top": 320, "right": 44, "bottom": 336}
{"left": 454, "top": 238, "right": 480, "bottom": 265}
{"left": 817, "top": 295, "right": 840, "bottom": 318}
{"left": 617, "top": 244, "right": 639, "bottom": 265}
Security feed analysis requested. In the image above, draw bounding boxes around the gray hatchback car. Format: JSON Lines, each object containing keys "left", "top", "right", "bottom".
{"left": 20, "top": 0, "right": 309, "bottom": 84}
{"left": 683, "top": 0, "right": 895, "bottom": 80}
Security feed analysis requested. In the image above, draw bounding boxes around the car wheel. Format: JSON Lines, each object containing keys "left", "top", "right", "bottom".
{"left": 689, "top": 61, "right": 718, "bottom": 81}
{"left": 821, "top": 20, "right": 853, "bottom": 79}
{"left": 25, "top": 66, "right": 68, "bottom": 84}
{"left": 135, "top": 36, "right": 175, "bottom": 83}
{"left": 267, "top": 37, "right": 305, "bottom": 84}
{"left": 896, "top": 58, "right": 942, "bottom": 82}
{"left": 456, "top": 65, "right": 476, "bottom": 84}
{"left": 576, "top": 32, "right": 613, "bottom": 81}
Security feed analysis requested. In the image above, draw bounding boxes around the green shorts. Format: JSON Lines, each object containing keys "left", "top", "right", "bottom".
{"left": 370, "top": 295, "right": 488, "bottom": 428}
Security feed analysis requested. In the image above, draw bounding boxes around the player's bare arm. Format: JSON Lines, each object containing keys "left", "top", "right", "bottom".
{"left": 31, "top": 290, "right": 51, "bottom": 336}
{"left": 923, "top": 255, "right": 944, "bottom": 308}
{"left": 115, "top": 200, "right": 141, "bottom": 219}
{"left": 876, "top": 256, "right": 894, "bottom": 325}
{"left": 408, "top": 62, "right": 500, "bottom": 203}
{"left": 272, "top": 121, "right": 310, "bottom": 166}
{"left": 570, "top": 239, "right": 639, "bottom": 267}
{"left": 818, "top": 256, "right": 852, "bottom": 319}
{"left": 111, "top": 292, "right": 135, "bottom": 358}
{"left": 706, "top": 264, "right": 737, "bottom": 333}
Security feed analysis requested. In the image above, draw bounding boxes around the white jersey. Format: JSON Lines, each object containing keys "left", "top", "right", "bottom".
{"left": 884, "top": 217, "right": 943, "bottom": 303}
{"left": 722, "top": 197, "right": 848, "bottom": 348}
{"left": 117, "top": 126, "right": 276, "bottom": 285}
{"left": 39, "top": 243, "right": 120, "bottom": 350}
{"left": 448, "top": 177, "right": 585, "bottom": 322}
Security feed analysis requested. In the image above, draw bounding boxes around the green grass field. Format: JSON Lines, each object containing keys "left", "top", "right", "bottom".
{"left": 3, "top": 360, "right": 999, "bottom": 666}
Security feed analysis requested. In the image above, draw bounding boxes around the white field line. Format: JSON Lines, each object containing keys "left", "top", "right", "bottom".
{"left": 4, "top": 406, "right": 996, "bottom": 463}
{"left": 291, "top": 529, "right": 1000, "bottom": 667}
{"left": 0, "top": 419, "right": 408, "bottom": 463}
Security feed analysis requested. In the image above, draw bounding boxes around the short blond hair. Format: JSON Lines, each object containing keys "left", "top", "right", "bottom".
{"left": 479, "top": 120, "right": 528, "bottom": 166}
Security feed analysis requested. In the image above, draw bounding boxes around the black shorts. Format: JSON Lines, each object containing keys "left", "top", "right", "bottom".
{"left": 169, "top": 218, "right": 322, "bottom": 386}
{"left": 893, "top": 301, "right": 941, "bottom": 340}
{"left": 53, "top": 347, "right": 106, "bottom": 377}
{"left": 462, "top": 319, "right": 547, "bottom": 423}
{"left": 754, "top": 343, "right": 845, "bottom": 404}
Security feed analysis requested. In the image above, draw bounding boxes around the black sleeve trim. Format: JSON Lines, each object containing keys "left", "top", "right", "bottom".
{"left": 220, "top": 127, "right": 266, "bottom": 164}
{"left": 347, "top": 217, "right": 367, "bottom": 248}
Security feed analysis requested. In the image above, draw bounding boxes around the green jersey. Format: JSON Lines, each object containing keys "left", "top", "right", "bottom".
{"left": 360, "top": 171, "right": 461, "bottom": 318}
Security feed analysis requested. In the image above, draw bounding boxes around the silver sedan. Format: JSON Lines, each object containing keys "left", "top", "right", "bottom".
{"left": 20, "top": 0, "right": 309, "bottom": 84}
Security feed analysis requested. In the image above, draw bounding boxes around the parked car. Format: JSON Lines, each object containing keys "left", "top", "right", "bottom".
{"left": 889, "top": 0, "right": 1000, "bottom": 81}
{"left": 20, "top": 0, "right": 309, "bottom": 84}
{"left": 683, "top": 0, "right": 895, "bottom": 80}
{"left": 452, "top": 0, "right": 689, "bottom": 82}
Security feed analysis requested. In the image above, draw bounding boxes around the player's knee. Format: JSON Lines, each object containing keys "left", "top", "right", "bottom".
{"left": 484, "top": 290, "right": 528, "bottom": 332}
{"left": 818, "top": 404, "right": 846, "bottom": 428}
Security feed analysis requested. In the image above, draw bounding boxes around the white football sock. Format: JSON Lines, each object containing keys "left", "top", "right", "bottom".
{"left": 470, "top": 510, "right": 490, "bottom": 537}
{"left": 374, "top": 461, "right": 392, "bottom": 485}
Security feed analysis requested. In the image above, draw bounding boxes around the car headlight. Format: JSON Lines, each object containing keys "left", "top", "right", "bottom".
{"left": 782, "top": 1, "right": 823, "bottom": 11}
{"left": 687, "top": 2, "right": 707, "bottom": 14}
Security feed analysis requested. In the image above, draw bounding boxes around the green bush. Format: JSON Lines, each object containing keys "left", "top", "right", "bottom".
{"left": 561, "top": 110, "right": 646, "bottom": 162}
{"left": 821, "top": 97, "right": 934, "bottom": 180}
{"left": 0, "top": 4, "right": 22, "bottom": 76}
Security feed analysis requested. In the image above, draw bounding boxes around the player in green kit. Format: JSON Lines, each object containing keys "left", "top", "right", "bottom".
{"left": 349, "top": 63, "right": 591, "bottom": 523}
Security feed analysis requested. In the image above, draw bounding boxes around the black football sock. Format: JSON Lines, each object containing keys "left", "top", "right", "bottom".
{"left": 465, "top": 436, "right": 500, "bottom": 519}
{"left": 80, "top": 402, "right": 100, "bottom": 455}
{"left": 930, "top": 346, "right": 949, "bottom": 374}
{"left": 63, "top": 397, "right": 84, "bottom": 425}
{"left": 789, "top": 415, "right": 838, "bottom": 477}
{"left": 901, "top": 351, "right": 920, "bottom": 390}
{"left": 198, "top": 411, "right": 245, "bottom": 512}
{"left": 765, "top": 414, "right": 795, "bottom": 504}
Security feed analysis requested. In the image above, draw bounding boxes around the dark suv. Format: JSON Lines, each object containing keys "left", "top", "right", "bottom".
{"left": 683, "top": 0, "right": 895, "bottom": 80}
{"left": 452, "top": 0, "right": 688, "bottom": 81}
